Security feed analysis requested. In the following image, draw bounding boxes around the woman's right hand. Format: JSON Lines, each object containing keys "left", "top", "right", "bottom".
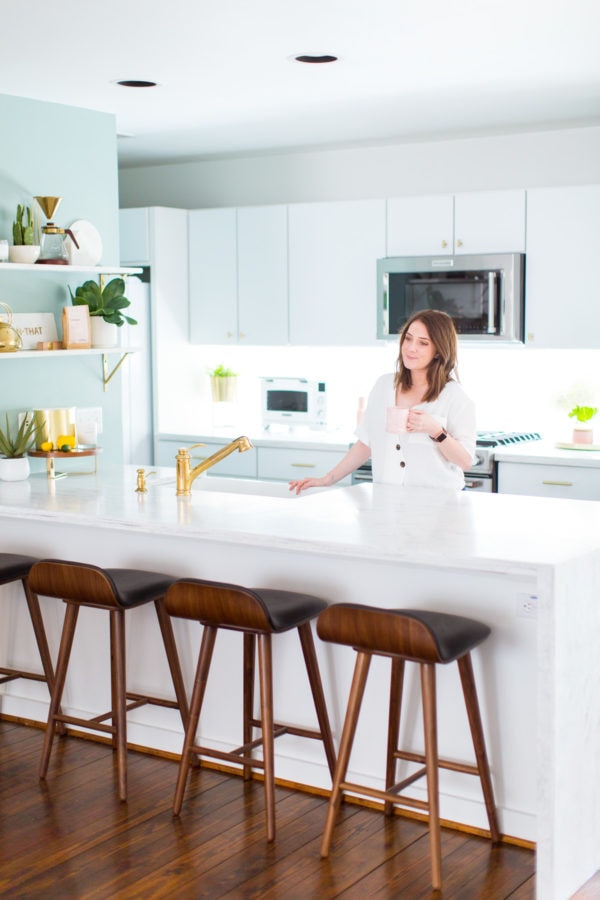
{"left": 288, "top": 473, "right": 333, "bottom": 495}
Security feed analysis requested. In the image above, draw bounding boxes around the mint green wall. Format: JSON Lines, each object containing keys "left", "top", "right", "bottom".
{"left": 0, "top": 93, "right": 125, "bottom": 468}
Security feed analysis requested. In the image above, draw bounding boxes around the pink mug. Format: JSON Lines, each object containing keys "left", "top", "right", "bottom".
{"left": 386, "top": 406, "right": 409, "bottom": 433}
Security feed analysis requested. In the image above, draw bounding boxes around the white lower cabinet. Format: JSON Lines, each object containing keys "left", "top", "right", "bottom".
{"left": 257, "top": 446, "right": 351, "bottom": 484}
{"left": 497, "top": 461, "right": 600, "bottom": 500}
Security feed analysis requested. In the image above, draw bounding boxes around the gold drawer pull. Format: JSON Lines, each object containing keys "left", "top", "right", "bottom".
{"left": 542, "top": 480, "right": 573, "bottom": 487}
{"left": 291, "top": 462, "right": 316, "bottom": 468}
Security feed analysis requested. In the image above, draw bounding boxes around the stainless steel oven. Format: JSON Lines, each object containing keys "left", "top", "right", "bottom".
{"left": 352, "top": 432, "right": 542, "bottom": 492}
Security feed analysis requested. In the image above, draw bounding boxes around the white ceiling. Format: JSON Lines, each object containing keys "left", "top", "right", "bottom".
{"left": 2, "top": 0, "right": 600, "bottom": 168}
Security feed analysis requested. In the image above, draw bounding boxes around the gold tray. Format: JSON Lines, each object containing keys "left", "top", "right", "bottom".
{"left": 29, "top": 447, "right": 101, "bottom": 479}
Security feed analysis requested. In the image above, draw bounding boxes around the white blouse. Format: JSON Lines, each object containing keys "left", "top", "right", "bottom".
{"left": 355, "top": 374, "right": 476, "bottom": 490}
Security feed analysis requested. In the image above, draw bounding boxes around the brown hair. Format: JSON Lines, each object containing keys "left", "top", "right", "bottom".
{"left": 394, "top": 310, "right": 459, "bottom": 403}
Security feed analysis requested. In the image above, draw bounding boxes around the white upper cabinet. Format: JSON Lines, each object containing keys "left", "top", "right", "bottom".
{"left": 119, "top": 208, "right": 150, "bottom": 264}
{"left": 189, "top": 208, "right": 237, "bottom": 344}
{"left": 525, "top": 185, "right": 600, "bottom": 348}
{"left": 386, "top": 190, "right": 525, "bottom": 257}
{"left": 454, "top": 190, "right": 526, "bottom": 254}
{"left": 237, "top": 205, "right": 288, "bottom": 345}
{"left": 288, "top": 199, "right": 386, "bottom": 346}
{"left": 387, "top": 194, "right": 454, "bottom": 256}
{"left": 189, "top": 205, "right": 288, "bottom": 345}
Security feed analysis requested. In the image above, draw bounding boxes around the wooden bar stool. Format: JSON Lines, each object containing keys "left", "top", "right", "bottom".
{"left": 164, "top": 578, "right": 337, "bottom": 841}
{"left": 0, "top": 553, "right": 60, "bottom": 704}
{"left": 317, "top": 604, "right": 500, "bottom": 892}
{"left": 28, "top": 559, "right": 190, "bottom": 801}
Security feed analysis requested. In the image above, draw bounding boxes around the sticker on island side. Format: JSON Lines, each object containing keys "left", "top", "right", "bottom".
{"left": 10, "top": 313, "right": 58, "bottom": 349}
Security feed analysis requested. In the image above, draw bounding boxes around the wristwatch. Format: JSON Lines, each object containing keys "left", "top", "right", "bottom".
{"left": 430, "top": 428, "right": 448, "bottom": 443}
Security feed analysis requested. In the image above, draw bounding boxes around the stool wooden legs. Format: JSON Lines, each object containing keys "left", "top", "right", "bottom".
{"left": 22, "top": 579, "right": 58, "bottom": 697}
{"left": 174, "top": 623, "right": 336, "bottom": 843}
{"left": 173, "top": 624, "right": 217, "bottom": 815}
{"left": 40, "top": 601, "right": 189, "bottom": 802}
{"left": 39, "top": 603, "right": 79, "bottom": 782}
{"left": 321, "top": 650, "right": 372, "bottom": 858}
{"left": 257, "top": 633, "right": 276, "bottom": 841}
{"left": 297, "top": 622, "right": 337, "bottom": 779}
{"left": 457, "top": 654, "right": 500, "bottom": 842}
{"left": 0, "top": 579, "right": 63, "bottom": 735}
{"left": 153, "top": 600, "right": 190, "bottom": 727}
{"left": 321, "top": 650, "right": 498, "bottom": 894}
{"left": 243, "top": 633, "right": 255, "bottom": 782}
{"left": 421, "top": 662, "right": 442, "bottom": 890}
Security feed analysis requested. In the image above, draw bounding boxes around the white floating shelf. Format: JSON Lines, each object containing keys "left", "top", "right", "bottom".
{"left": 0, "top": 347, "right": 139, "bottom": 359}
{"left": 0, "top": 263, "right": 142, "bottom": 274}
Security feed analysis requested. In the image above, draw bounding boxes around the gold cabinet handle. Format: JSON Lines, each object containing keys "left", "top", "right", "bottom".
{"left": 441, "top": 240, "right": 447, "bottom": 248}
{"left": 291, "top": 462, "right": 316, "bottom": 468}
{"left": 456, "top": 239, "right": 463, "bottom": 248}
{"left": 239, "top": 332, "right": 246, "bottom": 340}
{"left": 542, "top": 480, "right": 573, "bottom": 487}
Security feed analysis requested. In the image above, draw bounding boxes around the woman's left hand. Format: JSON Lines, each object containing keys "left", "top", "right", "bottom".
{"left": 406, "top": 409, "right": 440, "bottom": 437}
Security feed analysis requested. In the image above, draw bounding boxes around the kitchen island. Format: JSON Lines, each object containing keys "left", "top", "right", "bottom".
{"left": 1, "top": 466, "right": 599, "bottom": 900}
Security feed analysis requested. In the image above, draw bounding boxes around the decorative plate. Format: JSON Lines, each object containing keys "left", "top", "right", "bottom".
{"left": 67, "top": 220, "right": 103, "bottom": 266}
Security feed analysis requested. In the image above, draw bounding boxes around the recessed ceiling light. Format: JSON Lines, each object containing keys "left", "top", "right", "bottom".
{"left": 294, "top": 54, "right": 338, "bottom": 64}
{"left": 116, "top": 80, "right": 158, "bottom": 88}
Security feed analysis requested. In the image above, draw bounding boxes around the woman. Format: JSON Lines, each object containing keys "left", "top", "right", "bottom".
{"left": 289, "top": 310, "right": 475, "bottom": 494}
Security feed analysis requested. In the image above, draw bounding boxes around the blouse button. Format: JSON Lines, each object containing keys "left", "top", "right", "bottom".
{"left": 399, "top": 461, "right": 406, "bottom": 468}
{"left": 396, "top": 444, "right": 401, "bottom": 451}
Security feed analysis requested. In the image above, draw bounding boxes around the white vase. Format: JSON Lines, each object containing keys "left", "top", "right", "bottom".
{"left": 90, "top": 318, "right": 119, "bottom": 348}
{"left": 8, "top": 245, "right": 40, "bottom": 264}
{"left": 0, "top": 456, "right": 30, "bottom": 481}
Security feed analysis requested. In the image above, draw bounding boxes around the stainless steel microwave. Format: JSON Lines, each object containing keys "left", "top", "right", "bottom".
{"left": 377, "top": 252, "right": 525, "bottom": 343}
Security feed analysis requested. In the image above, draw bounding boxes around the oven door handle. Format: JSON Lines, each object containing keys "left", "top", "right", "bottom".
{"left": 464, "top": 479, "right": 485, "bottom": 489}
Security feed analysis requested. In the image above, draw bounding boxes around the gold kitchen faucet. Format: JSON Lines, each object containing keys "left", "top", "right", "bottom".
{"left": 175, "top": 436, "right": 254, "bottom": 496}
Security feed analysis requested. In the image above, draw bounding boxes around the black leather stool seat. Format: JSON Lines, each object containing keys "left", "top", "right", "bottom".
{"left": 164, "top": 578, "right": 329, "bottom": 632}
{"left": 317, "top": 604, "right": 491, "bottom": 663}
{"left": 28, "top": 560, "right": 177, "bottom": 610}
{"left": 0, "top": 553, "right": 61, "bottom": 709}
{"left": 0, "top": 553, "right": 39, "bottom": 584}
{"left": 164, "top": 578, "right": 336, "bottom": 841}
{"left": 28, "top": 558, "right": 190, "bottom": 801}
{"left": 317, "top": 602, "right": 499, "bottom": 892}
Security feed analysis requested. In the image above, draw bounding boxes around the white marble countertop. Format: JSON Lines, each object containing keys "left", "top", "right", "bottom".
{"left": 494, "top": 440, "right": 600, "bottom": 467}
{"left": 2, "top": 465, "right": 599, "bottom": 576}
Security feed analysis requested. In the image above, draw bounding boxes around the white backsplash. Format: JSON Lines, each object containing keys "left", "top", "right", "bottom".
{"left": 157, "top": 342, "right": 600, "bottom": 443}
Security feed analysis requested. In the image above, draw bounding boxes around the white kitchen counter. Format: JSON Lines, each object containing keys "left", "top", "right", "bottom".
{"left": 494, "top": 439, "right": 600, "bottom": 467}
{"left": 1, "top": 467, "right": 599, "bottom": 900}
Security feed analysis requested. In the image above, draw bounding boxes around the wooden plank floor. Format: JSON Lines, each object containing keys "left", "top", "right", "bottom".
{"left": 0, "top": 720, "right": 536, "bottom": 898}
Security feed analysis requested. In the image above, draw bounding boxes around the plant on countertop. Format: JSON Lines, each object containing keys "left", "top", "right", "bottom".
{"left": 209, "top": 364, "right": 238, "bottom": 378}
{"left": 0, "top": 413, "right": 36, "bottom": 458}
{"left": 12, "top": 204, "right": 35, "bottom": 246}
{"left": 568, "top": 405, "right": 598, "bottom": 424}
{"left": 69, "top": 278, "right": 138, "bottom": 326}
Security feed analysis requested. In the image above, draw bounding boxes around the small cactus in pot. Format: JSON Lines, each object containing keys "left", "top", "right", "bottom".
{"left": 9, "top": 204, "right": 40, "bottom": 263}
{"left": 12, "top": 204, "right": 35, "bottom": 246}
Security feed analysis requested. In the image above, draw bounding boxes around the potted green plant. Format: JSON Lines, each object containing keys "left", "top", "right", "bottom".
{"left": 0, "top": 413, "right": 36, "bottom": 481}
{"left": 209, "top": 364, "right": 238, "bottom": 403}
{"left": 69, "top": 278, "right": 137, "bottom": 348}
{"left": 568, "top": 405, "right": 598, "bottom": 445}
{"left": 9, "top": 204, "right": 40, "bottom": 263}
